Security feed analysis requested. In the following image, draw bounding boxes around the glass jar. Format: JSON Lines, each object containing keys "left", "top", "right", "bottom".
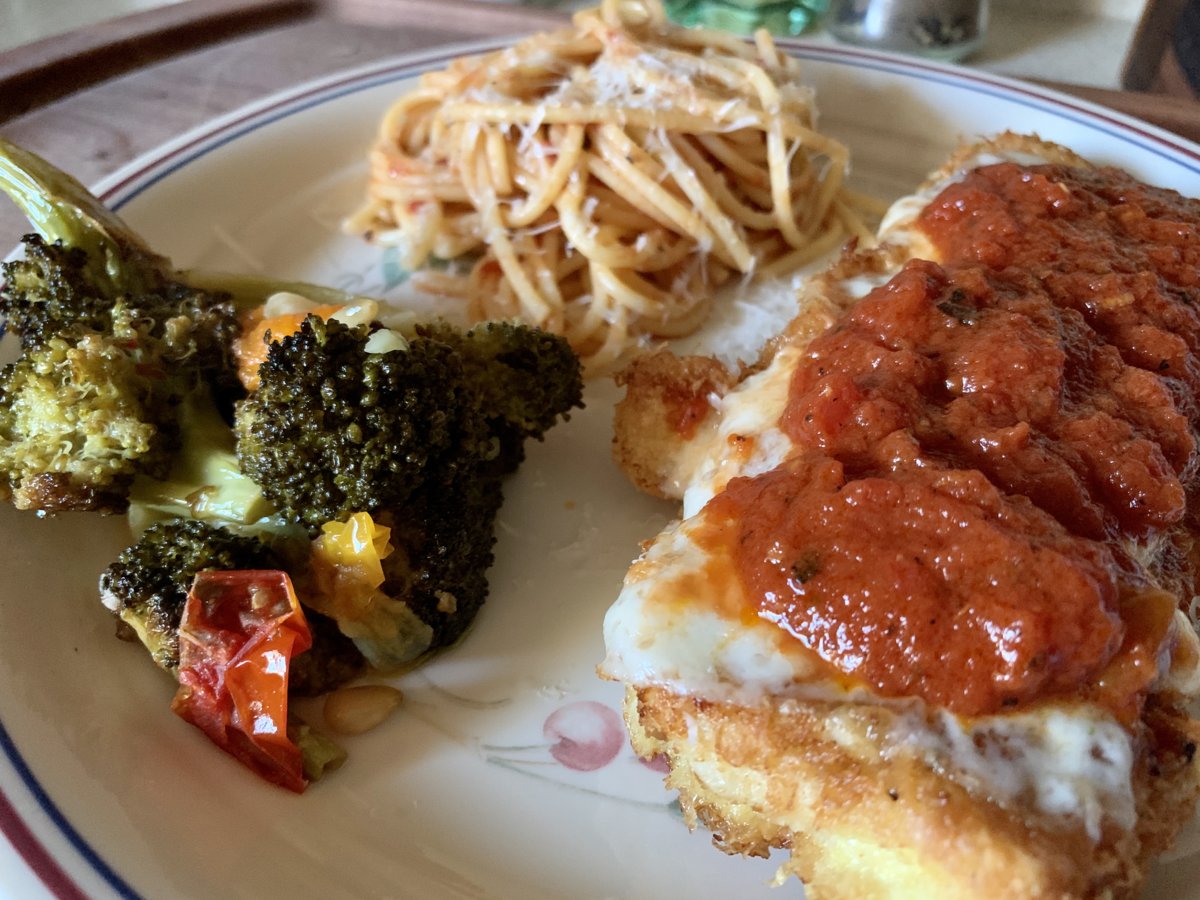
{"left": 663, "top": 0, "right": 830, "bottom": 36}
{"left": 826, "top": 0, "right": 988, "bottom": 62}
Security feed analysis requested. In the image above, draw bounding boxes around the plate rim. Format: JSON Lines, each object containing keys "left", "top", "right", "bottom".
{"left": 88, "top": 36, "right": 1200, "bottom": 221}
{"left": 4, "top": 34, "right": 1200, "bottom": 900}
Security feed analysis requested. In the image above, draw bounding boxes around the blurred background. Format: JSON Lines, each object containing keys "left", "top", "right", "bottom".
{"left": 0, "top": 0, "right": 1153, "bottom": 90}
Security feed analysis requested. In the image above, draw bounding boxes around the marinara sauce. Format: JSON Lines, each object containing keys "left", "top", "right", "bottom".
{"left": 709, "top": 163, "right": 1200, "bottom": 717}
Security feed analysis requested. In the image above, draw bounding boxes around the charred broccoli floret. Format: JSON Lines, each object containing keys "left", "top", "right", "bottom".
{"left": 0, "top": 326, "right": 172, "bottom": 511}
{"left": 0, "top": 236, "right": 114, "bottom": 345}
{"left": 0, "top": 195, "right": 243, "bottom": 513}
{"left": 99, "top": 517, "right": 364, "bottom": 693}
{"left": 236, "top": 314, "right": 582, "bottom": 660}
{"left": 417, "top": 320, "right": 584, "bottom": 472}
{"left": 1, "top": 235, "right": 240, "bottom": 363}
{"left": 0, "top": 262, "right": 241, "bottom": 512}
{"left": 235, "top": 316, "right": 496, "bottom": 531}
{"left": 100, "top": 518, "right": 284, "bottom": 670}
{"left": 377, "top": 474, "right": 505, "bottom": 650}
{"left": 0, "top": 230, "right": 251, "bottom": 512}
{"left": 0, "top": 139, "right": 370, "bottom": 516}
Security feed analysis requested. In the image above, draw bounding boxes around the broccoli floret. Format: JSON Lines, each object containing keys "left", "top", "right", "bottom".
{"left": 0, "top": 236, "right": 114, "bottom": 346}
{"left": 237, "top": 316, "right": 583, "bottom": 532}
{"left": 417, "top": 320, "right": 584, "bottom": 472}
{"left": 0, "top": 140, "right": 378, "bottom": 515}
{"left": 235, "top": 316, "right": 494, "bottom": 531}
{"left": 100, "top": 519, "right": 285, "bottom": 670}
{"left": 236, "top": 314, "right": 582, "bottom": 659}
{"left": 127, "top": 389, "right": 278, "bottom": 533}
{"left": 0, "top": 231, "right": 245, "bottom": 513}
{"left": 99, "top": 517, "right": 365, "bottom": 692}
{"left": 1, "top": 232, "right": 242, "bottom": 365}
{"left": 0, "top": 327, "right": 172, "bottom": 511}
{"left": 0, "top": 269, "right": 242, "bottom": 513}
{"left": 377, "top": 474, "right": 505, "bottom": 650}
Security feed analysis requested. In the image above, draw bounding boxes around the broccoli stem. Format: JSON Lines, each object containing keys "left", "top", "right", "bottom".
{"left": 127, "top": 389, "right": 277, "bottom": 534}
{"left": 0, "top": 138, "right": 168, "bottom": 295}
{"left": 0, "top": 138, "right": 376, "bottom": 316}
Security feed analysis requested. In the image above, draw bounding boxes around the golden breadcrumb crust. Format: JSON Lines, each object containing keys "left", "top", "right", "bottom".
{"left": 611, "top": 352, "right": 736, "bottom": 499}
{"left": 626, "top": 686, "right": 1200, "bottom": 899}
{"left": 610, "top": 260, "right": 856, "bottom": 501}
{"left": 924, "top": 131, "right": 1092, "bottom": 191}
{"left": 609, "top": 133, "right": 1198, "bottom": 897}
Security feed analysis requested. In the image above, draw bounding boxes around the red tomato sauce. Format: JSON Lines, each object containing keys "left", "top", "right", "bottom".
{"left": 664, "top": 377, "right": 722, "bottom": 440}
{"left": 714, "top": 163, "right": 1200, "bottom": 716}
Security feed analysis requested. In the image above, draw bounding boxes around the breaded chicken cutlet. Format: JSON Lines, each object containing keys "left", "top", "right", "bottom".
{"left": 600, "top": 135, "right": 1200, "bottom": 898}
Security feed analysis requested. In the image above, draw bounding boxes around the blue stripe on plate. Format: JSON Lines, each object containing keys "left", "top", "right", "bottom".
{"left": 2, "top": 40, "right": 1199, "bottom": 900}
{"left": 0, "top": 718, "right": 139, "bottom": 899}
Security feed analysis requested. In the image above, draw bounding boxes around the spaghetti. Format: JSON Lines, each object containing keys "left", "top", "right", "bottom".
{"left": 346, "top": 0, "right": 876, "bottom": 369}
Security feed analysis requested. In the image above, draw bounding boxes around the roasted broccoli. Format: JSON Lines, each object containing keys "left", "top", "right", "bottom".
{"left": 0, "top": 139, "right": 369, "bottom": 515}
{"left": 1, "top": 138, "right": 587, "bottom": 790}
{"left": 376, "top": 474, "right": 505, "bottom": 650}
{"left": 416, "top": 320, "right": 585, "bottom": 473}
{"left": 0, "top": 239, "right": 243, "bottom": 512}
{"left": 235, "top": 314, "right": 582, "bottom": 658}
{"left": 0, "top": 140, "right": 243, "bottom": 513}
{"left": 0, "top": 328, "right": 162, "bottom": 510}
{"left": 99, "top": 517, "right": 364, "bottom": 694}
{"left": 0, "top": 236, "right": 130, "bottom": 346}
{"left": 100, "top": 518, "right": 285, "bottom": 670}
{"left": 237, "top": 316, "right": 582, "bottom": 530}
{"left": 237, "top": 316, "right": 480, "bottom": 530}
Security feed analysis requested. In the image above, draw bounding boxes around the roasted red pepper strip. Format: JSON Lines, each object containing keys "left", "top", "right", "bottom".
{"left": 171, "top": 570, "right": 312, "bottom": 792}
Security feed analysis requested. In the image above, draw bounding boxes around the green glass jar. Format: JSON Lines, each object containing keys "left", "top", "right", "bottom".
{"left": 663, "top": 0, "right": 829, "bottom": 36}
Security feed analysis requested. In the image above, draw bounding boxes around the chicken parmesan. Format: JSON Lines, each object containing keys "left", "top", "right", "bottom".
{"left": 600, "top": 135, "right": 1200, "bottom": 897}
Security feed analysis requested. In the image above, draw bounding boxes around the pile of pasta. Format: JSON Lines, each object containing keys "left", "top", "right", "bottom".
{"left": 346, "top": 0, "right": 873, "bottom": 369}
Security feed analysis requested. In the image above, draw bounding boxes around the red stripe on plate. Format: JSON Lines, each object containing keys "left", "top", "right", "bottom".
{"left": 0, "top": 785, "right": 88, "bottom": 900}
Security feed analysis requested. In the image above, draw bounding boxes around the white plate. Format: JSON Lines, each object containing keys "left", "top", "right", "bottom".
{"left": 3, "top": 38, "right": 1200, "bottom": 900}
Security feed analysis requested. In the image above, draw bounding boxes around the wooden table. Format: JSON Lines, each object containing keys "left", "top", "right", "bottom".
{"left": 0, "top": 0, "right": 572, "bottom": 244}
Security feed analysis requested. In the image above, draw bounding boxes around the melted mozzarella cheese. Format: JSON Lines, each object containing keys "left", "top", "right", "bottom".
{"left": 925, "top": 707, "right": 1135, "bottom": 841}
{"left": 679, "top": 343, "right": 802, "bottom": 517}
{"left": 600, "top": 503, "right": 1153, "bottom": 839}
{"left": 602, "top": 512, "right": 828, "bottom": 700}
{"left": 601, "top": 143, "right": 1200, "bottom": 841}
{"left": 662, "top": 149, "right": 1008, "bottom": 513}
